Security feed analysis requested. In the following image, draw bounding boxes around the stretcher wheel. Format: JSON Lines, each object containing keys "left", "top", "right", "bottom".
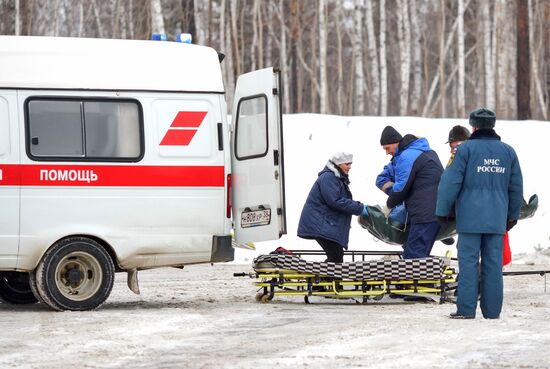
{"left": 255, "top": 292, "right": 271, "bottom": 303}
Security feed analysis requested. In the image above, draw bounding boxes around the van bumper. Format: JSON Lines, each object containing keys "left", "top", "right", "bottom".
{"left": 210, "top": 235, "right": 234, "bottom": 263}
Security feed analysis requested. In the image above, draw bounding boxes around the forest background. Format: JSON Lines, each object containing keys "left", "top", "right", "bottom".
{"left": 0, "top": 0, "right": 548, "bottom": 120}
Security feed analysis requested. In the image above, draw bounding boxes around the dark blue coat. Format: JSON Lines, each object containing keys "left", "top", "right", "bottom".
{"left": 436, "top": 129, "right": 523, "bottom": 234}
{"left": 298, "top": 163, "right": 364, "bottom": 248}
{"left": 380, "top": 135, "right": 443, "bottom": 224}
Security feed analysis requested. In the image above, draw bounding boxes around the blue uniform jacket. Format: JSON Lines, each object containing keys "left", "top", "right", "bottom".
{"left": 436, "top": 129, "right": 523, "bottom": 234}
{"left": 378, "top": 135, "right": 443, "bottom": 224}
{"left": 298, "top": 163, "right": 364, "bottom": 248}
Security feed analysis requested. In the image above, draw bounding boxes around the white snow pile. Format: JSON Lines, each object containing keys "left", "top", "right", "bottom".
{"left": 235, "top": 114, "right": 550, "bottom": 264}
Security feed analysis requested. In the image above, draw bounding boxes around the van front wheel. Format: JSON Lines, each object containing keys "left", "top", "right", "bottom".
{"left": 34, "top": 237, "right": 115, "bottom": 311}
{"left": 0, "top": 272, "right": 39, "bottom": 304}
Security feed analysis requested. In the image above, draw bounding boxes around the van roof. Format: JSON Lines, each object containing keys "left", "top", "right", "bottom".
{"left": 0, "top": 36, "right": 225, "bottom": 93}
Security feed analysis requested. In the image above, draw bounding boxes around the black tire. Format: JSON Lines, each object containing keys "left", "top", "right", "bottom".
{"left": 28, "top": 270, "right": 46, "bottom": 305}
{"left": 0, "top": 272, "right": 39, "bottom": 304}
{"left": 34, "top": 237, "right": 115, "bottom": 311}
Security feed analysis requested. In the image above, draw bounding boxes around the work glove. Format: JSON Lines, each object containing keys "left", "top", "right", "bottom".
{"left": 361, "top": 205, "right": 369, "bottom": 217}
{"left": 437, "top": 216, "right": 453, "bottom": 226}
{"left": 506, "top": 219, "right": 518, "bottom": 231}
{"left": 381, "top": 205, "right": 392, "bottom": 218}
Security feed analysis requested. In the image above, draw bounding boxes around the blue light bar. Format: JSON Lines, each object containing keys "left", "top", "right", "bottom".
{"left": 176, "top": 33, "right": 193, "bottom": 44}
{"left": 151, "top": 33, "right": 167, "bottom": 41}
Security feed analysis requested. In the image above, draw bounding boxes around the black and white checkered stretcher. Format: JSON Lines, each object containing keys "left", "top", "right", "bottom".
{"left": 236, "top": 254, "right": 457, "bottom": 304}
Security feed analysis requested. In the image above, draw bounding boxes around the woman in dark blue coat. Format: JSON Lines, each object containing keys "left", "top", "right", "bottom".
{"left": 297, "top": 152, "right": 368, "bottom": 263}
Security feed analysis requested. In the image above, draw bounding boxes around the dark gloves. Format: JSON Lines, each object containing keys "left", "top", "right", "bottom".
{"left": 506, "top": 219, "right": 518, "bottom": 231}
{"left": 437, "top": 216, "right": 454, "bottom": 226}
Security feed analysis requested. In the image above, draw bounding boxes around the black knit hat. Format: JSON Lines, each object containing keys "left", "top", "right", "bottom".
{"left": 446, "top": 125, "right": 471, "bottom": 143}
{"left": 380, "top": 126, "right": 403, "bottom": 145}
{"left": 469, "top": 108, "right": 496, "bottom": 129}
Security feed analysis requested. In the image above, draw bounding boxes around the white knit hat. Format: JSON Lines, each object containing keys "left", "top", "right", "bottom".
{"left": 330, "top": 152, "right": 353, "bottom": 165}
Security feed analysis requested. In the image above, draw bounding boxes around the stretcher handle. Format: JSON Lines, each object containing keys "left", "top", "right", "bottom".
{"left": 233, "top": 272, "right": 247, "bottom": 277}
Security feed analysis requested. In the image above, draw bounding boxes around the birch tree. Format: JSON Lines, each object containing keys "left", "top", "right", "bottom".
{"left": 150, "top": 0, "right": 165, "bottom": 35}
{"left": 408, "top": 0, "right": 421, "bottom": 115}
{"left": 379, "top": 0, "right": 388, "bottom": 116}
{"left": 396, "top": 0, "right": 410, "bottom": 115}
{"left": 457, "top": 0, "right": 466, "bottom": 116}
{"left": 353, "top": 0, "right": 365, "bottom": 115}
{"left": 516, "top": 0, "right": 531, "bottom": 119}
{"left": 481, "top": 0, "right": 495, "bottom": 109}
{"left": 365, "top": 0, "right": 380, "bottom": 115}
{"left": 318, "top": 0, "right": 328, "bottom": 114}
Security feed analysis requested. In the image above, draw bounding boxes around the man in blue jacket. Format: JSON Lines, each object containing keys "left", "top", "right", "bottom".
{"left": 436, "top": 108, "right": 523, "bottom": 319}
{"left": 377, "top": 126, "right": 444, "bottom": 259}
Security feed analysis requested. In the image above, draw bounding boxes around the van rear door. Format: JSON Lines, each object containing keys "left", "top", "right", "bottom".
{"left": 230, "top": 67, "right": 286, "bottom": 243}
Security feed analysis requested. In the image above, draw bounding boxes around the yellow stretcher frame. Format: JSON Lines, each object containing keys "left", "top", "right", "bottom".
{"left": 251, "top": 267, "right": 457, "bottom": 304}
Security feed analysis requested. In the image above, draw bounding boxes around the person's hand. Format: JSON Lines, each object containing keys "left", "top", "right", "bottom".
{"left": 437, "top": 216, "right": 452, "bottom": 226}
{"left": 506, "top": 219, "right": 518, "bottom": 231}
{"left": 381, "top": 205, "right": 392, "bottom": 218}
{"left": 361, "top": 205, "right": 369, "bottom": 217}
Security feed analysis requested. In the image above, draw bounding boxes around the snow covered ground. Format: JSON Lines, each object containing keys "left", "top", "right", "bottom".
{"left": 1, "top": 114, "right": 549, "bottom": 369}
{"left": 1, "top": 262, "right": 549, "bottom": 369}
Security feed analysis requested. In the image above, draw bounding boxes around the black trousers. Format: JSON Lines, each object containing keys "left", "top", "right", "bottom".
{"left": 316, "top": 238, "right": 344, "bottom": 263}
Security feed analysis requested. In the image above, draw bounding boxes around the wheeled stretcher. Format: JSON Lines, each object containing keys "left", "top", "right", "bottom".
{"left": 237, "top": 253, "right": 457, "bottom": 304}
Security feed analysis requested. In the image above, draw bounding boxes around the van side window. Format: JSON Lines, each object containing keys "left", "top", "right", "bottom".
{"left": 234, "top": 95, "right": 268, "bottom": 160}
{"left": 26, "top": 98, "right": 143, "bottom": 161}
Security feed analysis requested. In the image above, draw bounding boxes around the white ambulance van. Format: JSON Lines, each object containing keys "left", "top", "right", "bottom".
{"left": 0, "top": 36, "right": 286, "bottom": 311}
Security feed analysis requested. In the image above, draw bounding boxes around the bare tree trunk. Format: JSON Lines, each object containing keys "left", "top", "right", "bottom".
{"left": 353, "top": 0, "right": 365, "bottom": 115}
{"left": 397, "top": 0, "right": 410, "bottom": 115}
{"left": 457, "top": 0, "right": 466, "bottom": 116}
{"left": 289, "top": 0, "right": 298, "bottom": 112}
{"left": 318, "top": 0, "right": 328, "bottom": 114}
{"left": 379, "top": 0, "right": 388, "bottom": 116}
{"left": 230, "top": 0, "right": 240, "bottom": 76}
{"left": 517, "top": 0, "right": 531, "bottom": 119}
{"left": 194, "top": 0, "right": 205, "bottom": 45}
{"left": 220, "top": 0, "right": 234, "bottom": 111}
{"left": 439, "top": 1, "right": 446, "bottom": 117}
{"left": 409, "top": 0, "right": 421, "bottom": 115}
{"left": 15, "top": 0, "right": 21, "bottom": 35}
{"left": 150, "top": 0, "right": 165, "bottom": 35}
{"left": 335, "top": 5, "right": 344, "bottom": 115}
{"left": 495, "top": 0, "right": 509, "bottom": 117}
{"left": 78, "top": 0, "right": 84, "bottom": 37}
{"left": 529, "top": 0, "right": 548, "bottom": 120}
{"left": 278, "top": 0, "right": 290, "bottom": 113}
{"left": 250, "top": 0, "right": 259, "bottom": 70}
{"left": 481, "top": 0, "right": 495, "bottom": 109}
{"left": 365, "top": 0, "right": 380, "bottom": 115}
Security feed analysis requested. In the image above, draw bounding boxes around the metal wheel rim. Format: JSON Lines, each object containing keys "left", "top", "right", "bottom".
{"left": 54, "top": 251, "right": 103, "bottom": 301}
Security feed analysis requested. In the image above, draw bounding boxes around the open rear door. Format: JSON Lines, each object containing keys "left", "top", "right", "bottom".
{"left": 231, "top": 67, "right": 286, "bottom": 243}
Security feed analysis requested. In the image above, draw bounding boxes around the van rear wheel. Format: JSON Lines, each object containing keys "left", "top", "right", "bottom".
{"left": 0, "top": 272, "right": 39, "bottom": 304}
{"left": 34, "top": 237, "right": 115, "bottom": 311}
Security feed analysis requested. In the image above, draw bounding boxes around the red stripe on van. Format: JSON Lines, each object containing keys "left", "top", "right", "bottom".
{"left": 0, "top": 164, "right": 224, "bottom": 187}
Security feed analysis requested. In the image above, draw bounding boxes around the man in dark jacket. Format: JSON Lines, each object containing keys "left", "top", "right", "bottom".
{"left": 298, "top": 152, "right": 367, "bottom": 263}
{"left": 377, "top": 126, "right": 444, "bottom": 259}
{"left": 437, "top": 108, "right": 523, "bottom": 319}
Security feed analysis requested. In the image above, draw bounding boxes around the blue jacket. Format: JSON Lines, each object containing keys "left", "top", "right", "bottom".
{"left": 436, "top": 129, "right": 523, "bottom": 234}
{"left": 298, "top": 162, "right": 364, "bottom": 248}
{"left": 377, "top": 135, "right": 443, "bottom": 223}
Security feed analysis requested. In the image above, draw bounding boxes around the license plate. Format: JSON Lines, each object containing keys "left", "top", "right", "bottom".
{"left": 241, "top": 209, "right": 271, "bottom": 228}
